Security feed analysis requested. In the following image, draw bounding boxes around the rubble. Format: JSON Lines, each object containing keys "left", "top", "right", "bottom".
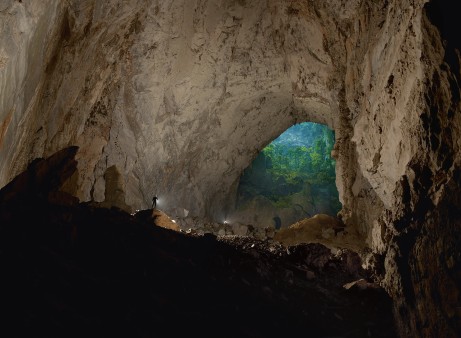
{"left": 175, "top": 216, "right": 276, "bottom": 240}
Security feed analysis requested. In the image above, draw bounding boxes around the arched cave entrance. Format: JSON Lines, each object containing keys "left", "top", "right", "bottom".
{"left": 230, "top": 122, "right": 341, "bottom": 229}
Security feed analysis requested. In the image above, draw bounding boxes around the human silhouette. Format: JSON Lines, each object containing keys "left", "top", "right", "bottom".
{"left": 273, "top": 216, "right": 282, "bottom": 230}
{"left": 152, "top": 195, "right": 158, "bottom": 209}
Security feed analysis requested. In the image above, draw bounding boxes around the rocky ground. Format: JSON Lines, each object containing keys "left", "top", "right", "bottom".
{"left": 175, "top": 215, "right": 277, "bottom": 240}
{"left": 0, "top": 148, "right": 397, "bottom": 337}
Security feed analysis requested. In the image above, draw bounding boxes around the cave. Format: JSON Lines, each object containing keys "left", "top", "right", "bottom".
{"left": 0, "top": 0, "right": 460, "bottom": 337}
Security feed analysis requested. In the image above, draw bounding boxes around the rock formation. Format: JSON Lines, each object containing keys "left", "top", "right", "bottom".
{"left": 0, "top": 0, "right": 335, "bottom": 217}
{"left": 274, "top": 214, "right": 361, "bottom": 251}
{"left": 0, "top": 0, "right": 460, "bottom": 336}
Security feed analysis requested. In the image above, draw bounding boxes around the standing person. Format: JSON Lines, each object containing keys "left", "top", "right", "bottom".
{"left": 273, "top": 216, "right": 282, "bottom": 230}
{"left": 152, "top": 195, "right": 158, "bottom": 209}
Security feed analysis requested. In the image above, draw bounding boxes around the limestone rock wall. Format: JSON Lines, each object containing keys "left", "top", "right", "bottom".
{"left": 327, "top": 0, "right": 461, "bottom": 335}
{"left": 0, "top": 0, "right": 460, "bottom": 336}
{"left": 0, "top": 0, "right": 336, "bottom": 217}
{"left": 0, "top": 0, "right": 62, "bottom": 181}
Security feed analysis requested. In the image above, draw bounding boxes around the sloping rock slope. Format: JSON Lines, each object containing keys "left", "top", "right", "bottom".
{"left": 0, "top": 148, "right": 396, "bottom": 337}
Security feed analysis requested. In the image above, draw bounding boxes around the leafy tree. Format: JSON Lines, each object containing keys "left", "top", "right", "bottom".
{"left": 237, "top": 122, "right": 342, "bottom": 216}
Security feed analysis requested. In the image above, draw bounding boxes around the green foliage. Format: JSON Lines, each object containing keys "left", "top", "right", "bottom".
{"left": 260, "top": 124, "right": 336, "bottom": 181}
{"left": 237, "top": 122, "right": 341, "bottom": 216}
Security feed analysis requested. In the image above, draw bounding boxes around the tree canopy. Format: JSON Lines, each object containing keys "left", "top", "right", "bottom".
{"left": 236, "top": 122, "right": 341, "bottom": 218}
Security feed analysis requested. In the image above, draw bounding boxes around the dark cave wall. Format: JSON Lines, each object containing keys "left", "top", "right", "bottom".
{"left": 310, "top": 0, "right": 461, "bottom": 335}
{"left": 335, "top": 0, "right": 461, "bottom": 335}
{"left": 388, "top": 4, "right": 461, "bottom": 335}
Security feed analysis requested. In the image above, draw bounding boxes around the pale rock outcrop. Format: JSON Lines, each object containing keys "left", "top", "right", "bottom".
{"left": 99, "top": 165, "right": 131, "bottom": 212}
{"left": 273, "top": 214, "right": 363, "bottom": 251}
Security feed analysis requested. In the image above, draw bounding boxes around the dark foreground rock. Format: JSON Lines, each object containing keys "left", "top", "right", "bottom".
{"left": 0, "top": 148, "right": 396, "bottom": 337}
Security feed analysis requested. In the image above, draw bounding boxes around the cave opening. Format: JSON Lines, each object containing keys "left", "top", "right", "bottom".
{"left": 231, "top": 122, "right": 342, "bottom": 229}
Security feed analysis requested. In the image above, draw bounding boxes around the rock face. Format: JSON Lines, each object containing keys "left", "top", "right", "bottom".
{"left": 135, "top": 208, "right": 181, "bottom": 231}
{"left": 0, "top": 0, "right": 460, "bottom": 336}
{"left": 0, "top": 0, "right": 334, "bottom": 217}
{"left": 0, "top": 146, "right": 79, "bottom": 204}
{"left": 273, "top": 214, "right": 362, "bottom": 252}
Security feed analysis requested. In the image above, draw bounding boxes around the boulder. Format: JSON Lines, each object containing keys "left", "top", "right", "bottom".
{"left": 134, "top": 209, "right": 180, "bottom": 232}
{"left": 0, "top": 146, "right": 79, "bottom": 205}
{"left": 231, "top": 223, "right": 249, "bottom": 237}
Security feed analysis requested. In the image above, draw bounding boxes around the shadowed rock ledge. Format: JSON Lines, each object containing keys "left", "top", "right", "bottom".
{"left": 0, "top": 148, "right": 396, "bottom": 337}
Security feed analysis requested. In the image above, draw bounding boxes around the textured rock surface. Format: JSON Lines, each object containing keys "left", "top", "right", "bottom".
{"left": 1, "top": 0, "right": 460, "bottom": 336}
{"left": 332, "top": 1, "right": 461, "bottom": 336}
{"left": 273, "top": 214, "right": 364, "bottom": 252}
{"left": 0, "top": 0, "right": 335, "bottom": 219}
{"left": 135, "top": 208, "right": 180, "bottom": 231}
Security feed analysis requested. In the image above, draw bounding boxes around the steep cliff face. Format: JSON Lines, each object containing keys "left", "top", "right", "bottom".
{"left": 337, "top": 1, "right": 461, "bottom": 335}
{"left": 0, "top": 0, "right": 460, "bottom": 336}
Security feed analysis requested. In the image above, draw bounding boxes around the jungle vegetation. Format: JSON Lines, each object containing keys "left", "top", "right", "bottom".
{"left": 236, "top": 122, "right": 342, "bottom": 217}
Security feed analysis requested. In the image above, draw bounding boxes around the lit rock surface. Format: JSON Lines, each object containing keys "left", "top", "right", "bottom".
{"left": 273, "top": 214, "right": 364, "bottom": 252}
{"left": 0, "top": 0, "right": 334, "bottom": 219}
{"left": 153, "top": 209, "right": 181, "bottom": 231}
{"left": 0, "top": 0, "right": 460, "bottom": 336}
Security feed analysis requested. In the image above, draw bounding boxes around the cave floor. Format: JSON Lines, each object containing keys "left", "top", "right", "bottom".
{"left": 0, "top": 198, "right": 397, "bottom": 337}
